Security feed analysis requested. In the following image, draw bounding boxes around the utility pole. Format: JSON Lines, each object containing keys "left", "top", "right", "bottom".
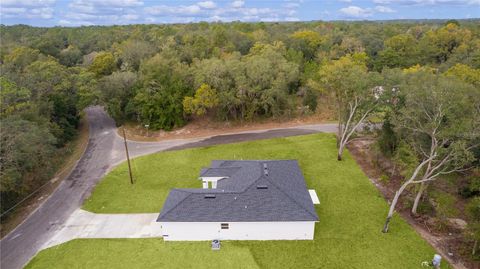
{"left": 122, "top": 128, "right": 134, "bottom": 184}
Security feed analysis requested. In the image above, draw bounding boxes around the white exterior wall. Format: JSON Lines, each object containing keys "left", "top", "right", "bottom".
{"left": 159, "top": 221, "right": 316, "bottom": 241}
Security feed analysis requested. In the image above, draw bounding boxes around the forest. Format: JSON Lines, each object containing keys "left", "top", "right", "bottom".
{"left": 0, "top": 19, "right": 479, "bottom": 260}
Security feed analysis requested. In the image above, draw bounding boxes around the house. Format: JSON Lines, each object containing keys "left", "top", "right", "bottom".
{"left": 157, "top": 160, "right": 319, "bottom": 241}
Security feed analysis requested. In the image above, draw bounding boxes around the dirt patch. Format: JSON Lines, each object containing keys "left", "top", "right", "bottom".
{"left": 0, "top": 115, "right": 90, "bottom": 238}
{"left": 347, "top": 139, "right": 478, "bottom": 269}
{"left": 120, "top": 107, "right": 335, "bottom": 142}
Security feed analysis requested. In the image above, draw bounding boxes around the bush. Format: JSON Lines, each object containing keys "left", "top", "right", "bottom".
{"left": 466, "top": 197, "right": 480, "bottom": 258}
{"left": 379, "top": 174, "right": 390, "bottom": 183}
{"left": 376, "top": 114, "right": 398, "bottom": 157}
{"left": 431, "top": 191, "right": 459, "bottom": 230}
{"left": 302, "top": 88, "right": 318, "bottom": 112}
{"left": 416, "top": 200, "right": 435, "bottom": 216}
{"left": 459, "top": 173, "right": 480, "bottom": 198}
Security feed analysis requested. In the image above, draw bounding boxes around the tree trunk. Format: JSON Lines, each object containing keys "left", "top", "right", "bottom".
{"left": 337, "top": 142, "right": 345, "bottom": 161}
{"left": 382, "top": 216, "right": 392, "bottom": 234}
{"left": 473, "top": 239, "right": 478, "bottom": 256}
{"left": 382, "top": 182, "right": 409, "bottom": 233}
{"left": 390, "top": 163, "right": 396, "bottom": 177}
{"left": 411, "top": 182, "right": 427, "bottom": 215}
{"left": 382, "top": 190, "right": 401, "bottom": 233}
{"left": 337, "top": 121, "right": 342, "bottom": 150}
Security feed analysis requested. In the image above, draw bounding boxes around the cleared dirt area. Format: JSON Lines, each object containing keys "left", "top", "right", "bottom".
{"left": 347, "top": 138, "right": 478, "bottom": 269}
{"left": 120, "top": 108, "right": 335, "bottom": 142}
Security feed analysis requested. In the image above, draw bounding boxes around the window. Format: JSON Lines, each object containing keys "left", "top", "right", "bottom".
{"left": 221, "top": 223, "right": 229, "bottom": 229}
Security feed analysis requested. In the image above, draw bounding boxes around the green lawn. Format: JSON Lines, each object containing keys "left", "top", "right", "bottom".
{"left": 26, "top": 134, "right": 450, "bottom": 269}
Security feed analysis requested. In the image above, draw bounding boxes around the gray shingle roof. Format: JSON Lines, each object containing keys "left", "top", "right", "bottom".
{"left": 157, "top": 160, "right": 319, "bottom": 222}
{"left": 200, "top": 167, "right": 241, "bottom": 178}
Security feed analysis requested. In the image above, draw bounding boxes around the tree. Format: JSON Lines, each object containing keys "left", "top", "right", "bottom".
{"left": 0, "top": 117, "right": 57, "bottom": 213}
{"left": 22, "top": 58, "right": 79, "bottom": 146}
{"left": 330, "top": 36, "right": 365, "bottom": 59}
{"left": 0, "top": 77, "right": 31, "bottom": 117}
{"left": 420, "top": 23, "right": 472, "bottom": 64}
{"left": 100, "top": 71, "right": 137, "bottom": 124}
{"left": 191, "top": 55, "right": 242, "bottom": 120}
{"left": 466, "top": 197, "right": 480, "bottom": 257}
{"left": 241, "top": 42, "right": 299, "bottom": 119}
{"left": 3, "top": 46, "right": 40, "bottom": 72}
{"left": 71, "top": 69, "right": 100, "bottom": 110}
{"left": 444, "top": 63, "right": 480, "bottom": 87}
{"left": 319, "top": 53, "right": 384, "bottom": 161}
{"left": 375, "top": 34, "right": 418, "bottom": 69}
{"left": 191, "top": 43, "right": 299, "bottom": 121}
{"left": 134, "top": 51, "right": 192, "bottom": 130}
{"left": 114, "top": 40, "right": 155, "bottom": 71}
{"left": 445, "top": 19, "right": 460, "bottom": 27}
{"left": 59, "top": 45, "right": 82, "bottom": 67}
{"left": 88, "top": 51, "right": 116, "bottom": 77}
{"left": 290, "top": 30, "right": 324, "bottom": 60}
{"left": 382, "top": 72, "right": 480, "bottom": 233}
{"left": 23, "top": 57, "right": 70, "bottom": 99}
{"left": 444, "top": 38, "right": 480, "bottom": 69}
{"left": 32, "top": 30, "right": 67, "bottom": 58}
{"left": 183, "top": 84, "right": 219, "bottom": 116}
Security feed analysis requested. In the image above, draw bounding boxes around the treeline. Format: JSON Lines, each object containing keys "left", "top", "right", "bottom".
{"left": 0, "top": 50, "right": 81, "bottom": 215}
{"left": 0, "top": 20, "right": 479, "bottom": 218}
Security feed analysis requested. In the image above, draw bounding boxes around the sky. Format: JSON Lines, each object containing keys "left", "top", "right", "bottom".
{"left": 0, "top": 0, "right": 478, "bottom": 27}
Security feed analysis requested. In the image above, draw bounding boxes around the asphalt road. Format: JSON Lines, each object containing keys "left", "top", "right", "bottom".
{"left": 0, "top": 106, "right": 337, "bottom": 269}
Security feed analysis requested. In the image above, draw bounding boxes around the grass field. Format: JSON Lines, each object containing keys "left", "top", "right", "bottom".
{"left": 26, "top": 134, "right": 450, "bottom": 269}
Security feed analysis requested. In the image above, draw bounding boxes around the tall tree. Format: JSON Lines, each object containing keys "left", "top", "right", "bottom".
{"left": 3, "top": 46, "right": 40, "bottom": 73}
{"left": 382, "top": 72, "right": 480, "bottom": 233}
{"left": 59, "top": 45, "right": 82, "bottom": 67}
{"left": 319, "top": 53, "right": 383, "bottom": 160}
{"left": 375, "top": 33, "right": 418, "bottom": 69}
{"left": 444, "top": 63, "right": 480, "bottom": 87}
{"left": 88, "top": 51, "right": 116, "bottom": 77}
{"left": 420, "top": 23, "right": 472, "bottom": 64}
{"left": 183, "top": 84, "right": 219, "bottom": 116}
{"left": 100, "top": 71, "right": 137, "bottom": 124}
{"left": 0, "top": 77, "right": 31, "bottom": 117}
{"left": 134, "top": 51, "right": 192, "bottom": 130}
{"left": 0, "top": 117, "right": 57, "bottom": 213}
{"left": 289, "top": 30, "right": 324, "bottom": 60}
{"left": 114, "top": 40, "right": 155, "bottom": 71}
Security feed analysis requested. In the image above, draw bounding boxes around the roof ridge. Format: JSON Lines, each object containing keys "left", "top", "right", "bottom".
{"left": 244, "top": 162, "right": 267, "bottom": 191}
{"left": 264, "top": 175, "right": 318, "bottom": 220}
{"left": 200, "top": 166, "right": 242, "bottom": 176}
{"left": 158, "top": 190, "right": 192, "bottom": 220}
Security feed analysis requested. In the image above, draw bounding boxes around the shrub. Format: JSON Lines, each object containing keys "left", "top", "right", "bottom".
{"left": 466, "top": 197, "right": 480, "bottom": 258}
{"left": 379, "top": 174, "right": 390, "bottom": 183}
{"left": 459, "top": 173, "right": 480, "bottom": 198}
{"left": 431, "top": 191, "right": 459, "bottom": 230}
{"left": 302, "top": 88, "right": 318, "bottom": 112}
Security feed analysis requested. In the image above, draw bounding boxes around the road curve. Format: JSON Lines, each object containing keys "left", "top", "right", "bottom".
{"left": 0, "top": 106, "right": 337, "bottom": 269}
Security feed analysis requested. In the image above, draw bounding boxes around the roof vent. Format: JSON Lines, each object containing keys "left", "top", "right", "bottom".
{"left": 257, "top": 185, "right": 268, "bottom": 189}
{"left": 204, "top": 194, "right": 216, "bottom": 199}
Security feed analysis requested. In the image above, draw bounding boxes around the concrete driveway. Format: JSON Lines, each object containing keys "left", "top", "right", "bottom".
{"left": 43, "top": 209, "right": 162, "bottom": 248}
